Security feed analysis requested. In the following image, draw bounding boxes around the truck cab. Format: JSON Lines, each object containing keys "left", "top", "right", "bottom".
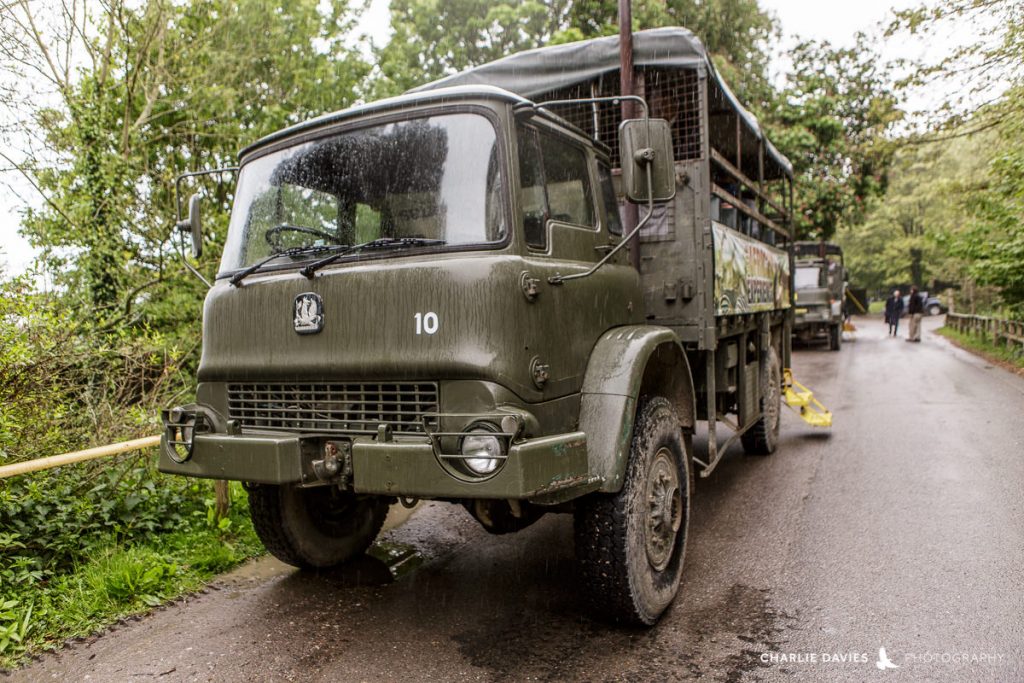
{"left": 162, "top": 84, "right": 645, "bottom": 505}
{"left": 792, "top": 241, "right": 845, "bottom": 351}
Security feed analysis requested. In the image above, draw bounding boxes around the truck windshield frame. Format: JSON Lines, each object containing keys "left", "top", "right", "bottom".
{"left": 218, "top": 108, "right": 510, "bottom": 278}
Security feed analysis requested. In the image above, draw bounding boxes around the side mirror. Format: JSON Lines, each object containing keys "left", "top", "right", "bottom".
{"left": 618, "top": 118, "right": 675, "bottom": 203}
{"left": 176, "top": 193, "right": 203, "bottom": 259}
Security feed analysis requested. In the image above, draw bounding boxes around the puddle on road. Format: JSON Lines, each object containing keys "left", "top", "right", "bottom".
{"left": 368, "top": 541, "right": 424, "bottom": 579}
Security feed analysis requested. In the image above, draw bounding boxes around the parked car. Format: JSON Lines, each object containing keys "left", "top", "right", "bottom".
{"left": 902, "top": 292, "right": 947, "bottom": 316}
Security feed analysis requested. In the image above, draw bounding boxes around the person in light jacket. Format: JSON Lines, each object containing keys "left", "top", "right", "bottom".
{"left": 907, "top": 286, "right": 924, "bottom": 342}
{"left": 884, "top": 289, "right": 903, "bottom": 336}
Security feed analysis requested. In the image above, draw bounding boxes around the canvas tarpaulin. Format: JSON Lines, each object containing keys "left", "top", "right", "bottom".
{"left": 409, "top": 26, "right": 792, "bottom": 176}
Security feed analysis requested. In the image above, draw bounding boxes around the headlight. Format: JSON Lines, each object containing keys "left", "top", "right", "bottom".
{"left": 460, "top": 425, "right": 505, "bottom": 476}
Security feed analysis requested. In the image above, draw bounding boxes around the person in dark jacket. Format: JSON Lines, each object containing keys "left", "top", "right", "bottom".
{"left": 907, "top": 286, "right": 924, "bottom": 342}
{"left": 884, "top": 289, "right": 903, "bottom": 336}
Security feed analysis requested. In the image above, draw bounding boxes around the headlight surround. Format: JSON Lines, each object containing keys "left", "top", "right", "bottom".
{"left": 165, "top": 407, "right": 200, "bottom": 463}
{"left": 459, "top": 424, "right": 506, "bottom": 476}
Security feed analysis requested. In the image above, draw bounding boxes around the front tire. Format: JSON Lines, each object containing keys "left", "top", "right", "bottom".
{"left": 828, "top": 323, "right": 842, "bottom": 351}
{"left": 741, "top": 347, "right": 782, "bottom": 455}
{"left": 928, "top": 304, "right": 941, "bottom": 316}
{"left": 247, "top": 484, "right": 389, "bottom": 569}
{"left": 574, "top": 397, "right": 692, "bottom": 625}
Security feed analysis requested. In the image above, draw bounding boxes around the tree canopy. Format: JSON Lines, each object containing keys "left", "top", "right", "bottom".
{"left": 1, "top": 0, "right": 1020, "bottom": 315}
{"left": 2, "top": 0, "right": 369, "bottom": 333}
{"left": 853, "top": 0, "right": 1024, "bottom": 311}
{"left": 766, "top": 35, "right": 902, "bottom": 241}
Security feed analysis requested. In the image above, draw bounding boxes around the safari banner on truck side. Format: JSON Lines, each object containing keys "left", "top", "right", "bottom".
{"left": 712, "top": 223, "right": 791, "bottom": 315}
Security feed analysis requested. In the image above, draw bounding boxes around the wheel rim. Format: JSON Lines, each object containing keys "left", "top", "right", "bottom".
{"left": 645, "top": 448, "right": 683, "bottom": 571}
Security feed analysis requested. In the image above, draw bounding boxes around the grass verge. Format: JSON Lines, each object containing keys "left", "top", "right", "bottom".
{"left": 0, "top": 477, "right": 263, "bottom": 671}
{"left": 934, "top": 326, "right": 1024, "bottom": 376}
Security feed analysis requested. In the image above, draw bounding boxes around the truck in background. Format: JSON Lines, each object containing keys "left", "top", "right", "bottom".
{"left": 792, "top": 241, "right": 845, "bottom": 351}
{"left": 160, "top": 27, "right": 813, "bottom": 626}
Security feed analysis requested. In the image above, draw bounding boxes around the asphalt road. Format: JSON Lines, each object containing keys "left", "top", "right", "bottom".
{"left": 13, "top": 316, "right": 1024, "bottom": 682}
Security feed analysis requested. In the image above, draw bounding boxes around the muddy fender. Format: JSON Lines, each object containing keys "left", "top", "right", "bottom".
{"left": 580, "top": 326, "right": 696, "bottom": 493}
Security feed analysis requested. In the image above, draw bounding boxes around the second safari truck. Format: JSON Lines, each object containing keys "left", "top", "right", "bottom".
{"left": 161, "top": 28, "right": 798, "bottom": 625}
{"left": 792, "top": 241, "right": 846, "bottom": 351}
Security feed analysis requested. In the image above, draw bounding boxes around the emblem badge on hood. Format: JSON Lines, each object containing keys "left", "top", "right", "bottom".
{"left": 293, "top": 292, "right": 324, "bottom": 335}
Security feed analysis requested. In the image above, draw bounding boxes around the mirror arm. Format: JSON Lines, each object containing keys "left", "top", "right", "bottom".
{"left": 175, "top": 230, "right": 212, "bottom": 289}
{"left": 174, "top": 166, "right": 238, "bottom": 223}
{"left": 549, "top": 163, "right": 654, "bottom": 285}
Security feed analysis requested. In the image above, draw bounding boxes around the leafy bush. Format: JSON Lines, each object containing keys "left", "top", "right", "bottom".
{"left": 0, "top": 278, "right": 262, "bottom": 668}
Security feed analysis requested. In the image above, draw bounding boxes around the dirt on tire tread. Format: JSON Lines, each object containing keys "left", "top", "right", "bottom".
{"left": 574, "top": 396, "right": 682, "bottom": 625}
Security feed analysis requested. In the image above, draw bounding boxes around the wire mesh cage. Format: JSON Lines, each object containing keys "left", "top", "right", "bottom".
{"left": 534, "top": 67, "right": 703, "bottom": 169}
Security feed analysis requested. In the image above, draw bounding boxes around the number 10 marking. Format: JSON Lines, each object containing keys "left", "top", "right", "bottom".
{"left": 414, "top": 311, "right": 439, "bottom": 335}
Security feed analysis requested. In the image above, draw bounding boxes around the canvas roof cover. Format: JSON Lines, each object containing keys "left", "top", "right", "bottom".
{"left": 409, "top": 26, "right": 792, "bottom": 177}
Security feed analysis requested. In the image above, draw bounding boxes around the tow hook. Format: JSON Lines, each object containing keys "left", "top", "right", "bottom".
{"left": 312, "top": 441, "right": 353, "bottom": 487}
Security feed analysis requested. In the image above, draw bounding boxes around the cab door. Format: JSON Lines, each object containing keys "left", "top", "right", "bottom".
{"left": 514, "top": 123, "right": 640, "bottom": 400}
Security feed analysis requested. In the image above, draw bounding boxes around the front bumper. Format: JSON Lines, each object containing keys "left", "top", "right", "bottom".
{"left": 793, "top": 306, "right": 835, "bottom": 331}
{"left": 158, "top": 427, "right": 597, "bottom": 504}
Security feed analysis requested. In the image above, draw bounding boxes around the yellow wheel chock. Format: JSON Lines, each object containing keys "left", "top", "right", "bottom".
{"left": 783, "top": 369, "right": 833, "bottom": 428}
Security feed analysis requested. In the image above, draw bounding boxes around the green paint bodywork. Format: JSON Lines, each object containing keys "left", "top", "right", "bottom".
{"left": 159, "top": 432, "right": 309, "bottom": 484}
{"left": 580, "top": 326, "right": 695, "bottom": 491}
{"left": 351, "top": 431, "right": 596, "bottom": 504}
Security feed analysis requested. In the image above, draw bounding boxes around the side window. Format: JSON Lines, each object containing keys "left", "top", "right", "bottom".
{"left": 517, "top": 125, "right": 548, "bottom": 249}
{"left": 539, "top": 131, "right": 595, "bottom": 228}
{"left": 597, "top": 163, "right": 622, "bottom": 235}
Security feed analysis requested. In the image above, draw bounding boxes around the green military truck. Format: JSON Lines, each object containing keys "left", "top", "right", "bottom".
{"left": 792, "top": 242, "right": 845, "bottom": 351}
{"left": 161, "top": 28, "right": 797, "bottom": 625}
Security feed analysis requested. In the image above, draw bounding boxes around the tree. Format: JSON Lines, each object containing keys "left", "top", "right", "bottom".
{"left": 948, "top": 95, "right": 1024, "bottom": 312}
{"left": 1, "top": 0, "right": 369, "bottom": 333}
{"left": 836, "top": 132, "right": 990, "bottom": 293}
{"left": 767, "top": 35, "right": 902, "bottom": 241}
{"left": 372, "top": 0, "right": 570, "bottom": 97}
{"left": 566, "top": 0, "right": 779, "bottom": 109}
{"left": 887, "top": 0, "right": 1024, "bottom": 311}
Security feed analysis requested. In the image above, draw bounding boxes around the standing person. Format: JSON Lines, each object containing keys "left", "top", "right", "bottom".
{"left": 907, "top": 286, "right": 924, "bottom": 342}
{"left": 884, "top": 289, "right": 903, "bottom": 336}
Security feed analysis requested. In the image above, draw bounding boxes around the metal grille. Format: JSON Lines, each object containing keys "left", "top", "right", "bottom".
{"left": 227, "top": 382, "right": 439, "bottom": 435}
{"left": 643, "top": 68, "right": 703, "bottom": 162}
{"left": 534, "top": 67, "right": 703, "bottom": 168}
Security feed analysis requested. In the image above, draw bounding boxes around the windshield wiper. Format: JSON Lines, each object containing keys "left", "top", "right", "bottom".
{"left": 229, "top": 244, "right": 350, "bottom": 287}
{"left": 299, "top": 237, "right": 447, "bottom": 279}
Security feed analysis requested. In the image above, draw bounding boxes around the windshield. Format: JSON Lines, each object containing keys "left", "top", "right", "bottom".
{"left": 220, "top": 113, "right": 507, "bottom": 273}
{"left": 794, "top": 265, "right": 822, "bottom": 289}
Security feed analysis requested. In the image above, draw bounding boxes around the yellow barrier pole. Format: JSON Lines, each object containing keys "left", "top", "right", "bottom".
{"left": 845, "top": 289, "right": 868, "bottom": 315}
{"left": 0, "top": 435, "right": 161, "bottom": 480}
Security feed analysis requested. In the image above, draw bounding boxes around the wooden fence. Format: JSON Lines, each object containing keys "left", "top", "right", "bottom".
{"left": 946, "top": 313, "right": 1024, "bottom": 354}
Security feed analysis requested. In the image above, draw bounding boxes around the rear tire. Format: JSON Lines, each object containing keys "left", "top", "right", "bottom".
{"left": 574, "top": 397, "right": 692, "bottom": 625}
{"left": 741, "top": 347, "right": 782, "bottom": 455}
{"left": 928, "top": 304, "right": 941, "bottom": 316}
{"left": 247, "top": 484, "right": 389, "bottom": 569}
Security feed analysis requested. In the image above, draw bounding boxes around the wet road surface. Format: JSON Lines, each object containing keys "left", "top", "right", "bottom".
{"left": 13, "top": 316, "right": 1024, "bottom": 682}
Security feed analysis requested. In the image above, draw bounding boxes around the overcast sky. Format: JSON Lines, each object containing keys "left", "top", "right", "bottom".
{"left": 0, "top": 0, "right": 958, "bottom": 276}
